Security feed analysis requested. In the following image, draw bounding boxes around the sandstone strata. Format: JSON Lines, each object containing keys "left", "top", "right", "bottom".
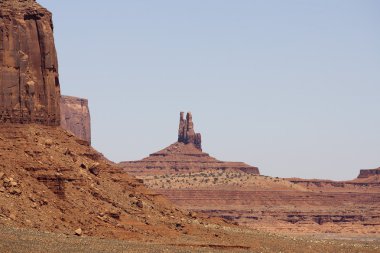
{"left": 157, "top": 187, "right": 380, "bottom": 234}
{"left": 121, "top": 142, "right": 259, "bottom": 176}
{"left": 60, "top": 95, "right": 91, "bottom": 144}
{"left": 119, "top": 112, "right": 259, "bottom": 176}
{"left": 140, "top": 169, "right": 380, "bottom": 235}
{"left": 0, "top": 0, "right": 61, "bottom": 125}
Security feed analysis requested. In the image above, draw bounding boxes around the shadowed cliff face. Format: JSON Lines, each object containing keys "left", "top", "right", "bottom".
{"left": 0, "top": 0, "right": 61, "bottom": 125}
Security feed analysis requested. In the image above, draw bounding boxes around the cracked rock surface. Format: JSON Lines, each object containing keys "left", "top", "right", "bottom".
{"left": 0, "top": 0, "right": 61, "bottom": 125}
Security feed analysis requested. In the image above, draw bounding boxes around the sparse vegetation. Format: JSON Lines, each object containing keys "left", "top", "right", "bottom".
{"left": 140, "top": 169, "right": 303, "bottom": 191}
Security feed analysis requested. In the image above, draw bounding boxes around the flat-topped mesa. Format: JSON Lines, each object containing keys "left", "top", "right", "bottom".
{"left": 0, "top": 0, "right": 61, "bottom": 125}
{"left": 357, "top": 167, "right": 380, "bottom": 179}
{"left": 178, "top": 112, "right": 202, "bottom": 150}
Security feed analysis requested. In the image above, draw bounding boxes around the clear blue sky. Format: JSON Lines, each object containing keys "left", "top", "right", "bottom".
{"left": 38, "top": 0, "right": 380, "bottom": 180}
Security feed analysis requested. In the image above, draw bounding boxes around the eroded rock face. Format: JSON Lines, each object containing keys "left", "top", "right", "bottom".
{"left": 0, "top": 0, "right": 61, "bottom": 125}
{"left": 357, "top": 167, "right": 380, "bottom": 178}
{"left": 178, "top": 112, "right": 202, "bottom": 150}
{"left": 60, "top": 95, "right": 91, "bottom": 144}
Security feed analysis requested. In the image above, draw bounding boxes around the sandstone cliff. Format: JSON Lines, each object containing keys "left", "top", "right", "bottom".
{"left": 0, "top": 0, "right": 61, "bottom": 125}
{"left": 60, "top": 95, "right": 91, "bottom": 144}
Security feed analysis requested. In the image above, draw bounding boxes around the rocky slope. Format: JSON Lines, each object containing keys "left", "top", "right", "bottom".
{"left": 0, "top": 124, "right": 179, "bottom": 240}
{"left": 60, "top": 95, "right": 91, "bottom": 144}
{"left": 0, "top": 0, "right": 61, "bottom": 125}
{"left": 0, "top": 123, "right": 252, "bottom": 246}
{"left": 121, "top": 142, "right": 259, "bottom": 176}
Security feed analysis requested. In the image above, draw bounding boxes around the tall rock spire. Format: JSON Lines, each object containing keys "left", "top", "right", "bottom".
{"left": 0, "top": 0, "right": 61, "bottom": 125}
{"left": 178, "top": 112, "right": 202, "bottom": 150}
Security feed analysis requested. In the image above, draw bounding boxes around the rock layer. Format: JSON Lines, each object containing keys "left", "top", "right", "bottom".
{"left": 157, "top": 188, "right": 380, "bottom": 234}
{"left": 120, "top": 142, "right": 260, "bottom": 176}
{"left": 0, "top": 0, "right": 61, "bottom": 125}
{"left": 60, "top": 95, "right": 91, "bottom": 144}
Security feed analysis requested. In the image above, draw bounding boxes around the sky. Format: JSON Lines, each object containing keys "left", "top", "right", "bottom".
{"left": 38, "top": 0, "right": 380, "bottom": 180}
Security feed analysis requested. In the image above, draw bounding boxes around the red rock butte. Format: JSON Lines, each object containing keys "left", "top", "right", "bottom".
{"left": 0, "top": 0, "right": 61, "bottom": 125}
{"left": 119, "top": 112, "right": 260, "bottom": 176}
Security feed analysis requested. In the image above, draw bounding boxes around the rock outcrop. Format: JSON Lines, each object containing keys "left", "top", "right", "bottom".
{"left": 119, "top": 112, "right": 259, "bottom": 176}
{"left": 60, "top": 95, "right": 91, "bottom": 144}
{"left": 357, "top": 167, "right": 380, "bottom": 178}
{"left": 0, "top": 0, "right": 61, "bottom": 125}
{"left": 178, "top": 112, "right": 202, "bottom": 150}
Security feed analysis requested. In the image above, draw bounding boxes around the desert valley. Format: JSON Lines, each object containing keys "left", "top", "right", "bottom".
{"left": 0, "top": 1, "right": 379, "bottom": 252}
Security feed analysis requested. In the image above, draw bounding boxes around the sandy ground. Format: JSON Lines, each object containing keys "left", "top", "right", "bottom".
{"left": 1, "top": 225, "right": 380, "bottom": 253}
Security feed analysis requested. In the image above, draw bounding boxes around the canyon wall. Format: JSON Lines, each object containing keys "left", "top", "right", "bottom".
{"left": 60, "top": 95, "right": 91, "bottom": 144}
{"left": 0, "top": 0, "right": 61, "bottom": 125}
